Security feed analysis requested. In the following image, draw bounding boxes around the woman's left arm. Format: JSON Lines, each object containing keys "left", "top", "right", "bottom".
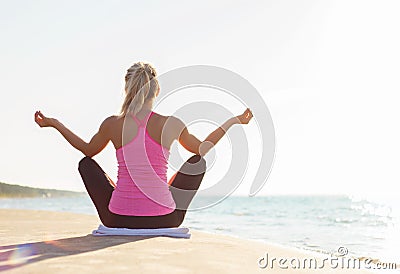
{"left": 34, "top": 110, "right": 111, "bottom": 157}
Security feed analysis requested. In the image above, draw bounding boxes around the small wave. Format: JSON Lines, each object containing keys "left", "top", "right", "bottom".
{"left": 232, "top": 211, "right": 250, "bottom": 216}
{"left": 334, "top": 217, "right": 356, "bottom": 224}
{"left": 304, "top": 243, "right": 321, "bottom": 249}
{"left": 215, "top": 226, "right": 231, "bottom": 232}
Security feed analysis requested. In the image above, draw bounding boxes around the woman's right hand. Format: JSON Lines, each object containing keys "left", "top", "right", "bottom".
{"left": 236, "top": 108, "right": 253, "bottom": 124}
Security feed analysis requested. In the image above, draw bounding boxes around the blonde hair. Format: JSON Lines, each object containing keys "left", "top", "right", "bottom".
{"left": 120, "top": 62, "right": 159, "bottom": 116}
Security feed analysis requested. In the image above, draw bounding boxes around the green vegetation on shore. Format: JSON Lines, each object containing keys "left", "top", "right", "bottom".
{"left": 0, "top": 182, "right": 84, "bottom": 198}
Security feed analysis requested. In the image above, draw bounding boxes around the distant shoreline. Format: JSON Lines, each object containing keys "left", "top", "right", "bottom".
{"left": 0, "top": 182, "right": 85, "bottom": 198}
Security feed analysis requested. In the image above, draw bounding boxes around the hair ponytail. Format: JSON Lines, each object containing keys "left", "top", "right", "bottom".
{"left": 120, "top": 62, "right": 159, "bottom": 116}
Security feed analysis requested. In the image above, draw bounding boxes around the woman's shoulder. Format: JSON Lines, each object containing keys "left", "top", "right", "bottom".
{"left": 152, "top": 113, "right": 186, "bottom": 134}
{"left": 99, "top": 115, "right": 123, "bottom": 130}
{"left": 103, "top": 115, "right": 121, "bottom": 124}
{"left": 152, "top": 112, "right": 171, "bottom": 119}
{"left": 153, "top": 112, "right": 183, "bottom": 125}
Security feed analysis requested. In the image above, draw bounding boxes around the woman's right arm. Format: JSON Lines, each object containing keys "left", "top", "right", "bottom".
{"left": 178, "top": 108, "right": 253, "bottom": 156}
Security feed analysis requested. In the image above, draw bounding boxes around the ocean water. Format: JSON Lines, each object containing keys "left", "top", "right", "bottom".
{"left": 1, "top": 195, "right": 398, "bottom": 263}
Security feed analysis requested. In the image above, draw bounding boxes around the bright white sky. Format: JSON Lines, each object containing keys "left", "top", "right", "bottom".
{"left": 1, "top": 0, "right": 399, "bottom": 197}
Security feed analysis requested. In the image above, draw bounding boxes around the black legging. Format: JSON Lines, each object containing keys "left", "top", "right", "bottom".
{"left": 78, "top": 155, "right": 206, "bottom": 228}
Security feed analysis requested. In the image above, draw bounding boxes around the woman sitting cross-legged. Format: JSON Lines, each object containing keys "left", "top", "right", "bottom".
{"left": 34, "top": 61, "right": 253, "bottom": 229}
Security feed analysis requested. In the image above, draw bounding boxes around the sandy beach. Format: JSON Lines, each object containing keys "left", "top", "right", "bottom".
{"left": 0, "top": 209, "right": 374, "bottom": 273}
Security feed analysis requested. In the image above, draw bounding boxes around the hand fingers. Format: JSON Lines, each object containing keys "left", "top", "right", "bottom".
{"left": 245, "top": 108, "right": 253, "bottom": 119}
{"left": 34, "top": 111, "right": 44, "bottom": 126}
{"left": 34, "top": 111, "right": 40, "bottom": 122}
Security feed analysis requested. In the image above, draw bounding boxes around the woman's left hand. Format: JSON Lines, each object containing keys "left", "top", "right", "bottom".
{"left": 34, "top": 111, "right": 54, "bottom": 128}
{"left": 236, "top": 108, "right": 253, "bottom": 124}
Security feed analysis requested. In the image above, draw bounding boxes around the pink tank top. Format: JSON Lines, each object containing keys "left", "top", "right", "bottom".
{"left": 108, "top": 111, "right": 176, "bottom": 216}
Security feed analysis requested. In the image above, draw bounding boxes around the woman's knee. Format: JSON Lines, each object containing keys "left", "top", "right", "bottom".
{"left": 184, "top": 155, "right": 207, "bottom": 175}
{"left": 78, "top": 156, "right": 94, "bottom": 173}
